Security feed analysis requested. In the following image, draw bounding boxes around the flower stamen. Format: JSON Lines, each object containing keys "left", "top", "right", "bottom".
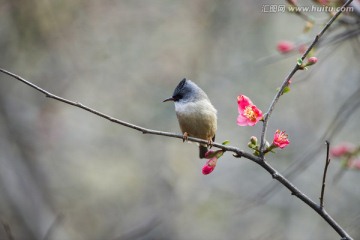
{"left": 244, "top": 106, "right": 257, "bottom": 122}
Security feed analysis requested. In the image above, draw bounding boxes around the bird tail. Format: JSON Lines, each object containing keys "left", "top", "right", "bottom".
{"left": 199, "top": 145, "right": 208, "bottom": 159}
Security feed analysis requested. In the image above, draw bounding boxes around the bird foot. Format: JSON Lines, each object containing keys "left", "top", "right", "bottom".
{"left": 207, "top": 139, "right": 213, "bottom": 148}
{"left": 183, "top": 132, "right": 189, "bottom": 142}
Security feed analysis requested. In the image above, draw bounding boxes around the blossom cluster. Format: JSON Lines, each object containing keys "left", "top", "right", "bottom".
{"left": 202, "top": 95, "right": 290, "bottom": 175}
{"left": 237, "top": 95, "right": 290, "bottom": 152}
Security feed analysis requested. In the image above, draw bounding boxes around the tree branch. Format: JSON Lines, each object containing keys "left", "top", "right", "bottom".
{"left": 0, "top": 67, "right": 354, "bottom": 240}
{"left": 0, "top": 67, "right": 249, "bottom": 160}
{"left": 320, "top": 141, "right": 331, "bottom": 210}
{"left": 259, "top": 0, "right": 354, "bottom": 155}
{"left": 257, "top": 160, "right": 352, "bottom": 240}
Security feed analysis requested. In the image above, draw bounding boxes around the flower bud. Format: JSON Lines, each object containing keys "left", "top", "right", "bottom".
{"left": 202, "top": 164, "right": 215, "bottom": 175}
{"left": 202, "top": 157, "right": 218, "bottom": 175}
{"left": 277, "top": 41, "right": 295, "bottom": 54}
{"left": 250, "top": 136, "right": 258, "bottom": 145}
{"left": 300, "top": 57, "right": 318, "bottom": 70}
{"left": 307, "top": 57, "right": 318, "bottom": 65}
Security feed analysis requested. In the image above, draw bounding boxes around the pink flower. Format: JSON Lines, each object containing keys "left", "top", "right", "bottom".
{"left": 237, "top": 95, "right": 263, "bottom": 126}
{"left": 330, "top": 143, "right": 354, "bottom": 158}
{"left": 272, "top": 130, "right": 290, "bottom": 149}
{"left": 277, "top": 41, "right": 295, "bottom": 54}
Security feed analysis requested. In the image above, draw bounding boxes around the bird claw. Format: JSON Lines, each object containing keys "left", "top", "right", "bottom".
{"left": 183, "top": 132, "right": 189, "bottom": 142}
{"left": 207, "top": 139, "right": 213, "bottom": 148}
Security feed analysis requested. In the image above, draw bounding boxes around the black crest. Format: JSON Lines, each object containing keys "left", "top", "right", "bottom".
{"left": 172, "top": 78, "right": 187, "bottom": 101}
{"left": 174, "top": 78, "right": 187, "bottom": 94}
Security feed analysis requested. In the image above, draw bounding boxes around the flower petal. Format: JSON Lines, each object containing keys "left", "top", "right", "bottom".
{"left": 237, "top": 115, "right": 249, "bottom": 126}
{"left": 237, "top": 95, "right": 253, "bottom": 111}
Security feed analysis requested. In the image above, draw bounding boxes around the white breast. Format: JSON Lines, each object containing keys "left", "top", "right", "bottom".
{"left": 174, "top": 99, "right": 217, "bottom": 140}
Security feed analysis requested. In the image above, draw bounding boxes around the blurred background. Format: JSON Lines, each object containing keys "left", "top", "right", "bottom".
{"left": 0, "top": 0, "right": 359, "bottom": 239}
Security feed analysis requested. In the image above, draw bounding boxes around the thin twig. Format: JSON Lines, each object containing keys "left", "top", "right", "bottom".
{"left": 320, "top": 141, "right": 331, "bottom": 210}
{"left": 259, "top": 0, "right": 354, "bottom": 155}
{"left": 255, "top": 26, "right": 360, "bottom": 67}
{"left": 251, "top": 86, "right": 360, "bottom": 208}
{"left": 0, "top": 68, "right": 353, "bottom": 240}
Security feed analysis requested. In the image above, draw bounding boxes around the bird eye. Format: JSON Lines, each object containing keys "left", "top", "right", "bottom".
{"left": 173, "top": 94, "right": 182, "bottom": 101}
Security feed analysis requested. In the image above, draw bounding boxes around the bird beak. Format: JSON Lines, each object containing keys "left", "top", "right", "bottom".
{"left": 163, "top": 97, "right": 174, "bottom": 102}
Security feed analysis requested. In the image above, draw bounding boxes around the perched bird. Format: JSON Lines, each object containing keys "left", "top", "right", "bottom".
{"left": 163, "top": 78, "right": 217, "bottom": 158}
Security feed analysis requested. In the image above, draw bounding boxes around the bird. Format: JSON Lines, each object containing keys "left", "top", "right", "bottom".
{"left": 163, "top": 78, "right": 217, "bottom": 158}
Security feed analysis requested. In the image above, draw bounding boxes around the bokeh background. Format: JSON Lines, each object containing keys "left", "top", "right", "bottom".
{"left": 0, "top": 0, "right": 359, "bottom": 239}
